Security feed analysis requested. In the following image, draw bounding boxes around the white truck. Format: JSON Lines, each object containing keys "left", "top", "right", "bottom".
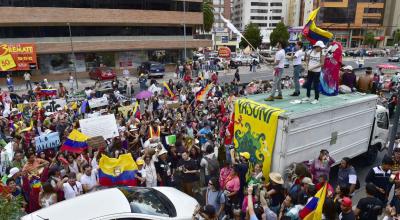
{"left": 245, "top": 90, "right": 389, "bottom": 174}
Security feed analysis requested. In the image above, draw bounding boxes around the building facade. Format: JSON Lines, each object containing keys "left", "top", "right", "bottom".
{"left": 211, "top": 0, "right": 236, "bottom": 50}
{"left": 0, "top": 0, "right": 211, "bottom": 75}
{"left": 319, "top": 0, "right": 386, "bottom": 48}
{"left": 231, "top": 0, "right": 287, "bottom": 46}
{"left": 287, "top": 0, "right": 301, "bottom": 27}
{"left": 383, "top": 0, "right": 400, "bottom": 45}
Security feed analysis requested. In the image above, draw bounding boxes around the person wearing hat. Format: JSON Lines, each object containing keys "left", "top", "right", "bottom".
{"left": 303, "top": 40, "right": 326, "bottom": 104}
{"left": 155, "top": 149, "right": 173, "bottom": 186}
{"left": 265, "top": 40, "right": 287, "bottom": 101}
{"left": 358, "top": 66, "right": 374, "bottom": 93}
{"left": 341, "top": 65, "right": 357, "bottom": 91}
{"left": 339, "top": 197, "right": 356, "bottom": 220}
{"left": 135, "top": 158, "right": 146, "bottom": 186}
{"left": 267, "top": 172, "right": 285, "bottom": 214}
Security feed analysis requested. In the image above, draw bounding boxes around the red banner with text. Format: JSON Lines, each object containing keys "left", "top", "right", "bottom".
{"left": 0, "top": 43, "right": 37, "bottom": 71}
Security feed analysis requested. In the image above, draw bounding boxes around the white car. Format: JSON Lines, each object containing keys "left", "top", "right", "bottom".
{"left": 233, "top": 55, "right": 259, "bottom": 65}
{"left": 22, "top": 187, "right": 198, "bottom": 220}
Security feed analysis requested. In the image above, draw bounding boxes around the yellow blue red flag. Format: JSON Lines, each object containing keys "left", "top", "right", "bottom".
{"left": 302, "top": 8, "right": 333, "bottom": 45}
{"left": 98, "top": 153, "right": 138, "bottom": 186}
{"left": 299, "top": 183, "right": 327, "bottom": 220}
{"left": 60, "top": 129, "right": 89, "bottom": 153}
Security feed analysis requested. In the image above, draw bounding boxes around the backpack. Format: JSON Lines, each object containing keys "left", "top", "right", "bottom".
{"left": 205, "top": 155, "right": 220, "bottom": 177}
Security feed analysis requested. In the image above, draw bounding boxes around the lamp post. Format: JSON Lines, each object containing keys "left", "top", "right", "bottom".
{"left": 67, "top": 23, "right": 78, "bottom": 89}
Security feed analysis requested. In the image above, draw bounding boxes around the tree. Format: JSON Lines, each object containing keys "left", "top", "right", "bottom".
{"left": 0, "top": 196, "right": 24, "bottom": 220}
{"left": 363, "top": 32, "right": 376, "bottom": 47}
{"left": 202, "top": 0, "right": 214, "bottom": 32}
{"left": 394, "top": 29, "right": 400, "bottom": 44}
{"left": 239, "top": 23, "right": 263, "bottom": 49}
{"left": 269, "top": 22, "right": 289, "bottom": 47}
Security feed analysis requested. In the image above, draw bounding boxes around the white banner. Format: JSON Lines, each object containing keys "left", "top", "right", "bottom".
{"left": 79, "top": 114, "right": 119, "bottom": 139}
{"left": 43, "top": 99, "right": 67, "bottom": 113}
{"left": 88, "top": 97, "right": 109, "bottom": 109}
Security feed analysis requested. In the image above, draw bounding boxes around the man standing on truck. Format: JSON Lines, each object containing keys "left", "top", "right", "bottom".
{"left": 265, "top": 41, "right": 286, "bottom": 101}
{"left": 358, "top": 67, "right": 374, "bottom": 93}
{"left": 303, "top": 41, "right": 325, "bottom": 104}
{"left": 290, "top": 41, "right": 305, "bottom": 97}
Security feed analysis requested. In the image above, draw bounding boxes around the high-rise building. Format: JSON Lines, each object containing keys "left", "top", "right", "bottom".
{"left": 287, "top": 0, "right": 301, "bottom": 27}
{"left": 0, "top": 0, "right": 211, "bottom": 75}
{"left": 232, "top": 0, "right": 288, "bottom": 46}
{"left": 318, "top": 0, "right": 386, "bottom": 48}
{"left": 211, "top": 0, "right": 236, "bottom": 50}
{"left": 300, "top": 0, "right": 318, "bottom": 26}
{"left": 383, "top": 0, "right": 400, "bottom": 45}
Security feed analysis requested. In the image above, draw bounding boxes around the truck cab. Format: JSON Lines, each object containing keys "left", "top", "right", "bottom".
{"left": 366, "top": 105, "right": 390, "bottom": 162}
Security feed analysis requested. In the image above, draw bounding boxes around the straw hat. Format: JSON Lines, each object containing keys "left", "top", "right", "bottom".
{"left": 269, "top": 172, "right": 284, "bottom": 184}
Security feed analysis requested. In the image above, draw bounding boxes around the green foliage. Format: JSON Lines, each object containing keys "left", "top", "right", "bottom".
{"left": 0, "top": 196, "right": 24, "bottom": 220}
{"left": 239, "top": 23, "right": 263, "bottom": 49}
{"left": 270, "top": 22, "right": 289, "bottom": 47}
{"left": 202, "top": 0, "right": 214, "bottom": 32}
{"left": 394, "top": 29, "right": 400, "bottom": 44}
{"left": 363, "top": 32, "right": 376, "bottom": 47}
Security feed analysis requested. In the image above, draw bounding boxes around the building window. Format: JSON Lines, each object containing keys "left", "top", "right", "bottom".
{"left": 250, "top": 9, "right": 268, "bottom": 13}
{"left": 364, "top": 8, "right": 383, "bottom": 14}
{"left": 251, "top": 2, "right": 268, "bottom": 6}
{"left": 270, "top": 16, "right": 282, "bottom": 20}
{"left": 362, "top": 18, "right": 382, "bottom": 24}
{"left": 251, "top": 16, "right": 268, "bottom": 20}
{"left": 0, "top": 26, "right": 193, "bottom": 38}
{"left": 269, "top": 23, "right": 277, "bottom": 27}
{"left": 270, "top": 2, "right": 282, "bottom": 7}
{"left": 0, "top": 0, "right": 202, "bottom": 12}
{"left": 254, "top": 23, "right": 268, "bottom": 27}
{"left": 270, "top": 9, "right": 282, "bottom": 13}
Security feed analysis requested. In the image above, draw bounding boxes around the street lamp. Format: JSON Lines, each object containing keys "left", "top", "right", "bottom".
{"left": 67, "top": 23, "right": 78, "bottom": 89}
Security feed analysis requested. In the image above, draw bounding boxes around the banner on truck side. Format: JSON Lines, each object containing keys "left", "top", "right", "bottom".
{"left": 79, "top": 114, "right": 119, "bottom": 139}
{"left": 35, "top": 132, "right": 61, "bottom": 152}
{"left": 233, "top": 99, "right": 284, "bottom": 180}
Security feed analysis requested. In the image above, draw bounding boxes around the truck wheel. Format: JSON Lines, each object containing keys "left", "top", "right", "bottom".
{"left": 364, "top": 145, "right": 378, "bottom": 165}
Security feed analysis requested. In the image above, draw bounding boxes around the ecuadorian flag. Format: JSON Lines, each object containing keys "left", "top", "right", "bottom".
{"left": 98, "top": 153, "right": 138, "bottom": 186}
{"left": 40, "top": 89, "right": 57, "bottom": 96}
{"left": 299, "top": 183, "right": 327, "bottom": 220}
{"left": 133, "top": 102, "right": 140, "bottom": 119}
{"left": 302, "top": 8, "right": 333, "bottom": 45}
{"left": 61, "top": 129, "right": 89, "bottom": 153}
{"left": 196, "top": 83, "right": 214, "bottom": 102}
{"left": 163, "top": 82, "right": 175, "bottom": 98}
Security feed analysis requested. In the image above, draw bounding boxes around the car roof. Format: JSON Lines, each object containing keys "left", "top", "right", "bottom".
{"left": 21, "top": 188, "right": 131, "bottom": 220}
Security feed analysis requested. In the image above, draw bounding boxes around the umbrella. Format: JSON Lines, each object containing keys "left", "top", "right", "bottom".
{"left": 135, "top": 90, "right": 153, "bottom": 100}
{"left": 376, "top": 64, "right": 400, "bottom": 70}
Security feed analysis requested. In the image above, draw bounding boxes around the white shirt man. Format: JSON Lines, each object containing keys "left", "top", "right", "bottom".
{"left": 275, "top": 49, "right": 286, "bottom": 69}
{"left": 293, "top": 49, "right": 305, "bottom": 66}
{"left": 63, "top": 181, "right": 83, "bottom": 200}
{"left": 80, "top": 166, "right": 98, "bottom": 193}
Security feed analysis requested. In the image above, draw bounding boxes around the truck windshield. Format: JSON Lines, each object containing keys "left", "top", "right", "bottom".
{"left": 117, "top": 187, "right": 175, "bottom": 217}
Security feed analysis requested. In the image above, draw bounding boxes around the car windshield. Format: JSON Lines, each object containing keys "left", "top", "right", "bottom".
{"left": 150, "top": 63, "right": 162, "bottom": 68}
{"left": 117, "top": 187, "right": 175, "bottom": 217}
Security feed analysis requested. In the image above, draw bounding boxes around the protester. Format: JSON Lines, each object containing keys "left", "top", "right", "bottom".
{"left": 310, "top": 149, "right": 335, "bottom": 183}
{"left": 358, "top": 67, "right": 374, "bottom": 93}
{"left": 365, "top": 156, "right": 394, "bottom": 205}
{"left": 337, "top": 157, "right": 358, "bottom": 196}
{"left": 341, "top": 65, "right": 357, "bottom": 90}
{"left": 355, "top": 183, "right": 383, "bottom": 220}
{"left": 265, "top": 41, "right": 286, "bottom": 101}
{"left": 339, "top": 197, "right": 356, "bottom": 220}
{"left": 303, "top": 40, "right": 325, "bottom": 104}
{"left": 291, "top": 41, "right": 305, "bottom": 96}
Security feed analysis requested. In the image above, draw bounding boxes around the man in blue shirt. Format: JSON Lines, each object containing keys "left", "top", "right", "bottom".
{"left": 197, "top": 124, "right": 211, "bottom": 146}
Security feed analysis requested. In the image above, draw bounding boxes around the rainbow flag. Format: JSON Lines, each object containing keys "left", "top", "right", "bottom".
{"left": 299, "top": 183, "right": 327, "bottom": 220}
{"left": 196, "top": 83, "right": 214, "bottom": 102}
{"left": 302, "top": 8, "right": 333, "bottom": 45}
{"left": 163, "top": 82, "right": 175, "bottom": 98}
{"left": 30, "top": 178, "right": 42, "bottom": 189}
{"left": 40, "top": 89, "right": 57, "bottom": 96}
{"left": 61, "top": 129, "right": 89, "bottom": 153}
{"left": 98, "top": 153, "right": 138, "bottom": 186}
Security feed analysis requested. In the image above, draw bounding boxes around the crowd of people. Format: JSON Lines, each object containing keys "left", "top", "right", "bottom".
{"left": 0, "top": 43, "right": 400, "bottom": 220}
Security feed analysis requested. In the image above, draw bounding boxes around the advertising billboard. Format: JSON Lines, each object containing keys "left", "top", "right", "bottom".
{"left": 0, "top": 43, "right": 37, "bottom": 71}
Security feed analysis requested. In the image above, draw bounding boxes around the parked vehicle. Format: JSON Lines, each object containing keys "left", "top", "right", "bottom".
{"left": 239, "top": 92, "right": 389, "bottom": 175}
{"left": 388, "top": 54, "right": 400, "bottom": 62}
{"left": 137, "top": 61, "right": 165, "bottom": 78}
{"left": 89, "top": 67, "right": 117, "bottom": 81}
{"left": 22, "top": 187, "right": 198, "bottom": 220}
{"left": 233, "top": 54, "right": 259, "bottom": 66}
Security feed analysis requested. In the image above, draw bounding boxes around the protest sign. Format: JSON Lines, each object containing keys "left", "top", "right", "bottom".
{"left": 118, "top": 104, "right": 134, "bottom": 118}
{"left": 35, "top": 132, "right": 61, "bottom": 152}
{"left": 165, "top": 135, "right": 176, "bottom": 145}
{"left": 79, "top": 114, "right": 119, "bottom": 139}
{"left": 166, "top": 100, "right": 180, "bottom": 108}
{"left": 87, "top": 136, "right": 107, "bottom": 149}
{"left": 43, "top": 99, "right": 66, "bottom": 112}
{"left": 88, "top": 97, "right": 108, "bottom": 108}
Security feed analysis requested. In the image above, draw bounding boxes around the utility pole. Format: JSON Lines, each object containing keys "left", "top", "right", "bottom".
{"left": 183, "top": 0, "right": 187, "bottom": 62}
{"left": 67, "top": 23, "right": 78, "bottom": 89}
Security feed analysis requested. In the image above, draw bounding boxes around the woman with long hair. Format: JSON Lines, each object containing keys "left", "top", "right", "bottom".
{"left": 39, "top": 182, "right": 57, "bottom": 208}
